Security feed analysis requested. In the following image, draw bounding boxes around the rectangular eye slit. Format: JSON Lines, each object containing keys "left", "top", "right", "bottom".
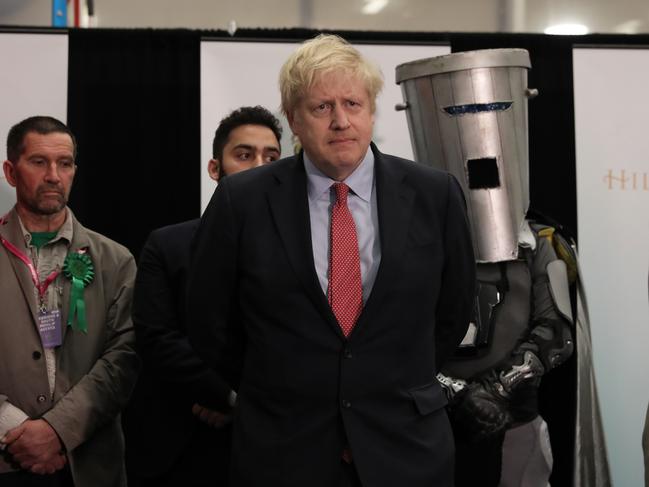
{"left": 467, "top": 158, "right": 500, "bottom": 189}
{"left": 444, "top": 102, "right": 512, "bottom": 116}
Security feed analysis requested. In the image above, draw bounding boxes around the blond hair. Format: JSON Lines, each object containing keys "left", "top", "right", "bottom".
{"left": 279, "top": 34, "right": 384, "bottom": 115}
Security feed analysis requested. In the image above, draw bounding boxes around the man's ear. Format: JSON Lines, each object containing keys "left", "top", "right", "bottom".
{"left": 207, "top": 159, "right": 221, "bottom": 182}
{"left": 3, "top": 160, "right": 17, "bottom": 188}
{"left": 286, "top": 110, "right": 299, "bottom": 137}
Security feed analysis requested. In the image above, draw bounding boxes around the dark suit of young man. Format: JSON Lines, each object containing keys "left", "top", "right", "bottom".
{"left": 124, "top": 107, "right": 282, "bottom": 487}
{"left": 124, "top": 218, "right": 235, "bottom": 486}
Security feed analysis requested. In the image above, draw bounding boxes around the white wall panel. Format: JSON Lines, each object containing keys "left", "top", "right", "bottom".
{"left": 0, "top": 32, "right": 68, "bottom": 213}
{"left": 574, "top": 47, "right": 649, "bottom": 487}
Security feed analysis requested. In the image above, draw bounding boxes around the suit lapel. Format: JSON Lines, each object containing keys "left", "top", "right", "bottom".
{"left": 267, "top": 156, "right": 341, "bottom": 335}
{"left": 353, "top": 147, "right": 415, "bottom": 336}
{"left": 0, "top": 211, "right": 42, "bottom": 328}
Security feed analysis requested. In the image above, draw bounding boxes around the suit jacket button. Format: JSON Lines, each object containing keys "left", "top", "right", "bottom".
{"left": 343, "top": 348, "right": 352, "bottom": 359}
{"left": 36, "top": 394, "right": 47, "bottom": 403}
{"left": 342, "top": 399, "right": 351, "bottom": 409}
{"left": 32, "top": 351, "right": 42, "bottom": 360}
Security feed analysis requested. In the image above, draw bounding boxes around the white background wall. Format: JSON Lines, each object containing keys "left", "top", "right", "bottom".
{"left": 0, "top": 32, "right": 68, "bottom": 214}
{"left": 574, "top": 47, "right": 649, "bottom": 487}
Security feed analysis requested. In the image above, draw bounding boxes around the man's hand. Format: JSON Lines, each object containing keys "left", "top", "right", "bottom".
{"left": 191, "top": 404, "right": 231, "bottom": 428}
{"left": 3, "top": 419, "right": 67, "bottom": 474}
{"left": 25, "top": 454, "right": 67, "bottom": 475}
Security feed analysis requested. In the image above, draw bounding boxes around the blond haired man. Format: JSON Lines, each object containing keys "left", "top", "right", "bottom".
{"left": 188, "top": 35, "right": 475, "bottom": 487}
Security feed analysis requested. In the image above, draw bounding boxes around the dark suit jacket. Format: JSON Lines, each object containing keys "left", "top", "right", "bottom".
{"left": 187, "top": 145, "right": 476, "bottom": 487}
{"left": 124, "top": 219, "right": 232, "bottom": 483}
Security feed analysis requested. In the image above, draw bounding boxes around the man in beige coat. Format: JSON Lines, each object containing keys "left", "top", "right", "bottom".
{"left": 0, "top": 116, "right": 139, "bottom": 486}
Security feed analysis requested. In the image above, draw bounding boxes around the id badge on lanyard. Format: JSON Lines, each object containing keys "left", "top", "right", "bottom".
{"left": 38, "top": 309, "right": 63, "bottom": 348}
{"left": 1, "top": 235, "right": 63, "bottom": 348}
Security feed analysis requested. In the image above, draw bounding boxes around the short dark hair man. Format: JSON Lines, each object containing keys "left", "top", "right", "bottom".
{"left": 209, "top": 105, "right": 282, "bottom": 180}
{"left": 124, "top": 105, "right": 282, "bottom": 487}
{"left": 187, "top": 36, "right": 475, "bottom": 487}
{"left": 0, "top": 116, "right": 138, "bottom": 486}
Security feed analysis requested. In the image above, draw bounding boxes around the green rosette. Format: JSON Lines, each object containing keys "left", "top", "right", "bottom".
{"left": 63, "top": 252, "right": 94, "bottom": 333}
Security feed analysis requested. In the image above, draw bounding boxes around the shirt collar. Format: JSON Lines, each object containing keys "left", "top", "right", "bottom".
{"left": 18, "top": 207, "right": 73, "bottom": 248}
{"left": 518, "top": 219, "right": 537, "bottom": 251}
{"left": 304, "top": 148, "right": 375, "bottom": 203}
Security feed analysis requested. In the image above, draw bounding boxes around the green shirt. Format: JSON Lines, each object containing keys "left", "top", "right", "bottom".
{"left": 30, "top": 231, "right": 58, "bottom": 249}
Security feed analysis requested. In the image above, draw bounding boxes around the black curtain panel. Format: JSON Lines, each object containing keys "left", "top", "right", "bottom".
{"left": 67, "top": 28, "right": 201, "bottom": 260}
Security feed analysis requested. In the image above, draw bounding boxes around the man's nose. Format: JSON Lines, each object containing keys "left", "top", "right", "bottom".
{"left": 252, "top": 154, "right": 265, "bottom": 167}
{"left": 331, "top": 105, "right": 350, "bottom": 130}
{"left": 44, "top": 162, "right": 61, "bottom": 182}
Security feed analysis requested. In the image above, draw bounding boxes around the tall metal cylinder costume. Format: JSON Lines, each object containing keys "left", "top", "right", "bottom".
{"left": 396, "top": 49, "right": 610, "bottom": 487}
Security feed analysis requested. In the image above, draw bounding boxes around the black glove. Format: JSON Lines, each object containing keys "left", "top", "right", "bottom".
{"left": 448, "top": 373, "right": 513, "bottom": 442}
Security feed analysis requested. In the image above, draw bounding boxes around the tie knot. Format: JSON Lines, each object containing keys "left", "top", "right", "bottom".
{"left": 332, "top": 182, "right": 350, "bottom": 205}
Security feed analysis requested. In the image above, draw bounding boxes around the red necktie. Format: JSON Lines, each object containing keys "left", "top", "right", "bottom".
{"left": 328, "top": 182, "right": 363, "bottom": 337}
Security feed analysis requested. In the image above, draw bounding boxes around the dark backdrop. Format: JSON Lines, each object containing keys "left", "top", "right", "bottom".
{"left": 67, "top": 28, "right": 200, "bottom": 259}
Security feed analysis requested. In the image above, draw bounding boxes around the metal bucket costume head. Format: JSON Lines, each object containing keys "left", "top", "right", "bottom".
{"left": 396, "top": 49, "right": 537, "bottom": 263}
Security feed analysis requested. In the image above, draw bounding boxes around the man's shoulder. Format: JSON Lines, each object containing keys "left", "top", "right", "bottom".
{"left": 376, "top": 149, "right": 450, "bottom": 186}
{"left": 226, "top": 155, "right": 300, "bottom": 189}
{"left": 149, "top": 218, "right": 200, "bottom": 242}
{"left": 142, "top": 218, "right": 199, "bottom": 261}
{"left": 73, "top": 218, "right": 134, "bottom": 265}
